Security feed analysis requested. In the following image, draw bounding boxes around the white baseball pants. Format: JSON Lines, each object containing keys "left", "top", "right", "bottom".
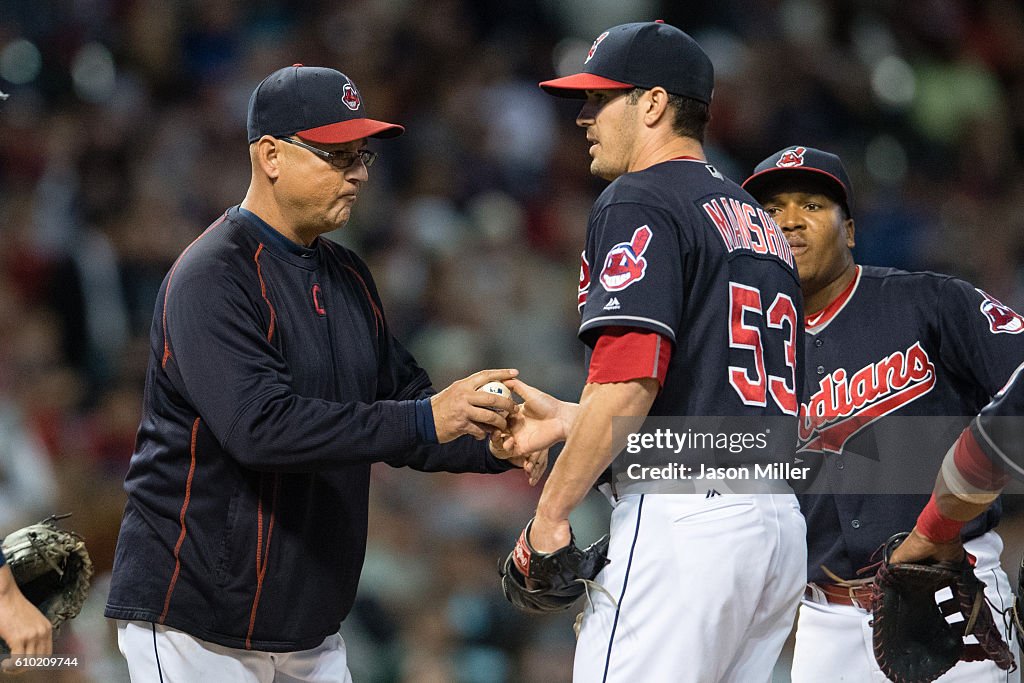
{"left": 573, "top": 492, "right": 807, "bottom": 682}
{"left": 116, "top": 620, "right": 353, "bottom": 683}
{"left": 791, "top": 530, "right": 1020, "bottom": 683}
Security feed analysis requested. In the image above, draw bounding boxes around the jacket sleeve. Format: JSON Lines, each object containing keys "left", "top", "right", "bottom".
{"left": 389, "top": 435, "right": 516, "bottom": 474}
{"left": 372, "top": 333, "right": 514, "bottom": 473}
{"left": 161, "top": 260, "right": 421, "bottom": 472}
{"left": 349, "top": 255, "right": 515, "bottom": 474}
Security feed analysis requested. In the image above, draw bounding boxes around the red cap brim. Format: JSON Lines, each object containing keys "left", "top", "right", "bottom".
{"left": 539, "top": 73, "right": 634, "bottom": 98}
{"left": 298, "top": 118, "right": 404, "bottom": 144}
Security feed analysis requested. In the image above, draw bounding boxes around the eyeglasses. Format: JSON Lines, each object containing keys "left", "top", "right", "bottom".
{"left": 279, "top": 137, "right": 378, "bottom": 169}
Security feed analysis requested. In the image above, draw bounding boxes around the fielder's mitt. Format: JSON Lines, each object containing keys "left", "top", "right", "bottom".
{"left": 871, "top": 532, "right": 1014, "bottom": 683}
{"left": 0, "top": 515, "right": 93, "bottom": 654}
{"left": 499, "top": 519, "right": 609, "bottom": 613}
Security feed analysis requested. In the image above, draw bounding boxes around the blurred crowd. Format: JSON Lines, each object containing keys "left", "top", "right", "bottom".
{"left": 1, "top": 0, "right": 1023, "bottom": 681}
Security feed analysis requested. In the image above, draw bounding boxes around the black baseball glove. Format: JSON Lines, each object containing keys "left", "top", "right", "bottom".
{"left": 871, "top": 532, "right": 1015, "bottom": 683}
{"left": 0, "top": 515, "right": 93, "bottom": 654}
{"left": 499, "top": 519, "right": 609, "bottom": 614}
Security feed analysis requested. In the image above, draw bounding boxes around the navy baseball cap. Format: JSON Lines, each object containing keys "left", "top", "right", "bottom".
{"left": 742, "top": 146, "right": 853, "bottom": 214}
{"left": 247, "top": 65, "right": 404, "bottom": 144}
{"left": 539, "top": 21, "right": 714, "bottom": 104}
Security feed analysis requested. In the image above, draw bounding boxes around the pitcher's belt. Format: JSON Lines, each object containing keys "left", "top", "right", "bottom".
{"left": 804, "top": 581, "right": 874, "bottom": 609}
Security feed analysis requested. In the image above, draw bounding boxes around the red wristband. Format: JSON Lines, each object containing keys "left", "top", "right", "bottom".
{"left": 513, "top": 526, "right": 532, "bottom": 577}
{"left": 915, "top": 493, "right": 964, "bottom": 543}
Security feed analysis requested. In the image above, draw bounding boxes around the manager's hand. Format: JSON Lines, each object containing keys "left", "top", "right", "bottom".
{"left": 431, "top": 369, "right": 518, "bottom": 442}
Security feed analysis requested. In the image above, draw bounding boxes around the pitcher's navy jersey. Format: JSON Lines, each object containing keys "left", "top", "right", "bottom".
{"left": 105, "top": 207, "right": 510, "bottom": 651}
{"left": 578, "top": 158, "right": 803, "bottom": 418}
{"left": 799, "top": 265, "right": 1024, "bottom": 582}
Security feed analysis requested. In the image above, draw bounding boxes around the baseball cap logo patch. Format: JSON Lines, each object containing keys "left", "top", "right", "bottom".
{"left": 585, "top": 31, "right": 609, "bottom": 64}
{"left": 776, "top": 146, "right": 807, "bottom": 168}
{"left": 600, "top": 225, "right": 652, "bottom": 292}
{"left": 977, "top": 290, "right": 1024, "bottom": 334}
{"left": 342, "top": 83, "right": 361, "bottom": 111}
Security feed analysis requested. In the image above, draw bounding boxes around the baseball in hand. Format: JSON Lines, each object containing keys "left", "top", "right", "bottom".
{"left": 478, "top": 381, "right": 512, "bottom": 415}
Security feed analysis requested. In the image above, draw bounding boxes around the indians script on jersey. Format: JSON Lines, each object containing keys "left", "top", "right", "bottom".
{"left": 798, "top": 341, "right": 936, "bottom": 454}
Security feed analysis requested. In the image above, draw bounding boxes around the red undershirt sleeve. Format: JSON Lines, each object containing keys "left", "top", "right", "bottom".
{"left": 953, "top": 427, "right": 1011, "bottom": 491}
{"left": 586, "top": 326, "right": 672, "bottom": 387}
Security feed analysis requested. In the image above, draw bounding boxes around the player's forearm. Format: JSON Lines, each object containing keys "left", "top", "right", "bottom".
{"left": 932, "top": 472, "right": 996, "bottom": 522}
{"left": 555, "top": 399, "right": 582, "bottom": 442}
{"left": 535, "top": 379, "right": 657, "bottom": 523}
{"left": 938, "top": 426, "right": 1009, "bottom": 516}
{"left": 915, "top": 438, "right": 1006, "bottom": 543}
{"left": 0, "top": 563, "right": 16, "bottom": 598}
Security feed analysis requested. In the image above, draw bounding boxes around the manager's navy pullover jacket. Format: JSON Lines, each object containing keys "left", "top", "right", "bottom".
{"left": 105, "top": 207, "right": 510, "bottom": 651}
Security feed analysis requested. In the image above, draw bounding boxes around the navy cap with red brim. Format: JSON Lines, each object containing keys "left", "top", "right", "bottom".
{"left": 538, "top": 22, "right": 714, "bottom": 104}
{"left": 742, "top": 146, "right": 853, "bottom": 211}
{"left": 297, "top": 118, "right": 404, "bottom": 144}
{"left": 248, "top": 65, "right": 405, "bottom": 144}
{"left": 539, "top": 73, "right": 635, "bottom": 98}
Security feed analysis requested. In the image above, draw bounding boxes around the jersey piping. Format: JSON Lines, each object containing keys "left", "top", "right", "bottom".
{"left": 159, "top": 417, "right": 200, "bottom": 624}
{"left": 580, "top": 315, "right": 676, "bottom": 340}
{"left": 806, "top": 266, "right": 861, "bottom": 334}
{"left": 246, "top": 473, "right": 280, "bottom": 649}
{"left": 163, "top": 215, "right": 229, "bottom": 367}
{"left": 602, "top": 495, "right": 645, "bottom": 683}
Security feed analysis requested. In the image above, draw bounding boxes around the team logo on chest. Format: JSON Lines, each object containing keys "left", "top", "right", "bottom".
{"left": 311, "top": 284, "right": 326, "bottom": 316}
{"left": 599, "top": 225, "right": 652, "bottom": 292}
{"left": 798, "top": 341, "right": 936, "bottom": 453}
{"left": 977, "top": 289, "right": 1024, "bottom": 334}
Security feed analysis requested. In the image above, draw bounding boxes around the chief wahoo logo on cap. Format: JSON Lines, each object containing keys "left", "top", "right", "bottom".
{"left": 585, "top": 31, "right": 610, "bottom": 64}
{"left": 342, "top": 82, "right": 361, "bottom": 111}
{"left": 776, "top": 146, "right": 807, "bottom": 168}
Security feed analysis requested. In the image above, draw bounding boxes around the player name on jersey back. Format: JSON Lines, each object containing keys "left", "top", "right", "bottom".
{"left": 701, "top": 196, "right": 793, "bottom": 267}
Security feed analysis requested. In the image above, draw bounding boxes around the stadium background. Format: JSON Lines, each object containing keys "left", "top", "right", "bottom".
{"left": 1, "top": 0, "right": 1023, "bottom": 680}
